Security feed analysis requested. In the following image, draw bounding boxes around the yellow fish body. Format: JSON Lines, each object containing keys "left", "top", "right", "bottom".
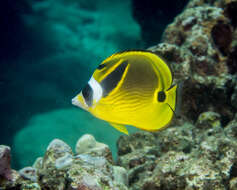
{"left": 72, "top": 51, "right": 178, "bottom": 135}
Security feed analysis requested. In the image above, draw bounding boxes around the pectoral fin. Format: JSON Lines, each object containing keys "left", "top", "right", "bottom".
{"left": 109, "top": 122, "right": 129, "bottom": 135}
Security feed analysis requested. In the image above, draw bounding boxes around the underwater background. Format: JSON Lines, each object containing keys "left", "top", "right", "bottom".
{"left": 0, "top": 0, "right": 186, "bottom": 169}
{"left": 1, "top": 0, "right": 237, "bottom": 189}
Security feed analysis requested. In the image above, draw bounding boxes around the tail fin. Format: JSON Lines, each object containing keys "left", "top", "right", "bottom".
{"left": 166, "top": 82, "right": 183, "bottom": 117}
{"left": 175, "top": 82, "right": 183, "bottom": 116}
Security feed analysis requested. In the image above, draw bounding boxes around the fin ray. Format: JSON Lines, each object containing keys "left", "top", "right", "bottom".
{"left": 174, "top": 82, "right": 183, "bottom": 116}
{"left": 166, "top": 83, "right": 181, "bottom": 116}
{"left": 109, "top": 122, "right": 129, "bottom": 135}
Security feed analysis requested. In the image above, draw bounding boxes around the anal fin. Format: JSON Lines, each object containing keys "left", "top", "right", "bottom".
{"left": 109, "top": 122, "right": 129, "bottom": 135}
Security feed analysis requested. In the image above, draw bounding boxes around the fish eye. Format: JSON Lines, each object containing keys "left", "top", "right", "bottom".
{"left": 82, "top": 84, "right": 93, "bottom": 107}
{"left": 157, "top": 91, "right": 166, "bottom": 102}
{"left": 97, "top": 64, "right": 106, "bottom": 70}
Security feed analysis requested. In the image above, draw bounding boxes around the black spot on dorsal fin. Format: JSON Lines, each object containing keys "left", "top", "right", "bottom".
{"left": 101, "top": 60, "right": 129, "bottom": 97}
{"left": 157, "top": 91, "right": 166, "bottom": 102}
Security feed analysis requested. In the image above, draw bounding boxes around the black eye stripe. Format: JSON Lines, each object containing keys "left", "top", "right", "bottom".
{"left": 82, "top": 84, "right": 93, "bottom": 107}
{"left": 101, "top": 60, "right": 128, "bottom": 97}
{"left": 97, "top": 64, "right": 106, "bottom": 70}
{"left": 157, "top": 91, "right": 166, "bottom": 102}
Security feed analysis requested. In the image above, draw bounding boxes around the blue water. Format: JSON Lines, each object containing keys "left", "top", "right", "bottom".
{"left": 0, "top": 0, "right": 187, "bottom": 169}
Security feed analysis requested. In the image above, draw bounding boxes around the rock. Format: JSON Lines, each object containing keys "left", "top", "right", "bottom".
{"left": 0, "top": 146, "right": 21, "bottom": 189}
{"left": 75, "top": 134, "right": 113, "bottom": 163}
{"left": 44, "top": 139, "right": 73, "bottom": 167}
{"left": 3, "top": 118, "right": 237, "bottom": 190}
{"left": 13, "top": 108, "right": 121, "bottom": 168}
{"left": 231, "top": 84, "right": 237, "bottom": 109}
{"left": 225, "top": 114, "right": 237, "bottom": 138}
{"left": 117, "top": 113, "right": 237, "bottom": 190}
{"left": 32, "top": 157, "right": 43, "bottom": 170}
{"left": 196, "top": 111, "right": 221, "bottom": 129}
{"left": 75, "top": 134, "right": 97, "bottom": 154}
{"left": 0, "top": 135, "right": 128, "bottom": 190}
{"left": 75, "top": 154, "right": 107, "bottom": 167}
{"left": 55, "top": 153, "right": 73, "bottom": 170}
{"left": 38, "top": 139, "right": 73, "bottom": 190}
{"left": 20, "top": 182, "right": 42, "bottom": 190}
{"left": 230, "top": 177, "right": 237, "bottom": 190}
{"left": 19, "top": 167, "right": 37, "bottom": 182}
{"left": 37, "top": 136, "right": 128, "bottom": 190}
{"left": 142, "top": 151, "right": 226, "bottom": 190}
{"left": 0, "top": 145, "right": 12, "bottom": 180}
{"left": 67, "top": 154, "right": 128, "bottom": 190}
{"left": 0, "top": 170, "right": 21, "bottom": 190}
{"left": 148, "top": 0, "right": 237, "bottom": 123}
{"left": 113, "top": 166, "right": 128, "bottom": 186}
{"left": 117, "top": 132, "right": 157, "bottom": 156}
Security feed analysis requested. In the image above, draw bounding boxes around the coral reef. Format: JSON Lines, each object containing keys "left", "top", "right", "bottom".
{"left": 114, "top": 2, "right": 237, "bottom": 189}
{"left": 1, "top": 135, "right": 128, "bottom": 190}
{"left": 1, "top": 0, "right": 237, "bottom": 189}
{"left": 113, "top": 0, "right": 237, "bottom": 188}
{"left": 148, "top": 0, "right": 237, "bottom": 124}
{"left": 3, "top": 114, "right": 237, "bottom": 190}
{"left": 117, "top": 113, "right": 237, "bottom": 190}
{"left": 0, "top": 146, "right": 12, "bottom": 180}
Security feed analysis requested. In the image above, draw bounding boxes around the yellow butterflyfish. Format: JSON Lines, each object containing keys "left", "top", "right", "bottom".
{"left": 72, "top": 50, "right": 180, "bottom": 135}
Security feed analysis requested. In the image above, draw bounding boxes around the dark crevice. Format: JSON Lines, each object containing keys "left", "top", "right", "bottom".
{"left": 0, "top": 0, "right": 31, "bottom": 61}
{"left": 131, "top": 0, "right": 187, "bottom": 46}
{"left": 224, "top": 1, "right": 237, "bottom": 28}
{"left": 230, "top": 162, "right": 237, "bottom": 179}
{"left": 211, "top": 21, "right": 232, "bottom": 56}
{"left": 182, "top": 79, "right": 234, "bottom": 125}
{"left": 227, "top": 46, "right": 237, "bottom": 74}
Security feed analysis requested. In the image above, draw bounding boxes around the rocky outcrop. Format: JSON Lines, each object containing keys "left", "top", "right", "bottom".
{"left": 116, "top": 1, "right": 237, "bottom": 189}
{"left": 148, "top": 0, "right": 237, "bottom": 124}
{"left": 0, "top": 134, "right": 128, "bottom": 190}
{"left": 117, "top": 113, "right": 237, "bottom": 190}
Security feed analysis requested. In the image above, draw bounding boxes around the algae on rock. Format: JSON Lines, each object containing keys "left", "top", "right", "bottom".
{"left": 117, "top": 113, "right": 237, "bottom": 190}
{"left": 149, "top": 0, "right": 237, "bottom": 123}
{"left": 1, "top": 134, "right": 128, "bottom": 190}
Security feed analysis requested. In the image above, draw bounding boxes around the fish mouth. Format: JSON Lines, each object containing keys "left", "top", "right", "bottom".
{"left": 72, "top": 96, "right": 81, "bottom": 107}
{"left": 71, "top": 94, "right": 87, "bottom": 110}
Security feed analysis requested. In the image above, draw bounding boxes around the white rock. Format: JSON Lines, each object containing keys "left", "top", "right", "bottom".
{"left": 33, "top": 157, "right": 43, "bottom": 169}
{"left": 47, "top": 139, "right": 72, "bottom": 154}
{"left": 75, "top": 134, "right": 97, "bottom": 154}
{"left": 113, "top": 166, "right": 128, "bottom": 186}
{"left": 0, "top": 145, "right": 11, "bottom": 177}
{"left": 55, "top": 153, "right": 73, "bottom": 169}
{"left": 19, "top": 167, "right": 37, "bottom": 182}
